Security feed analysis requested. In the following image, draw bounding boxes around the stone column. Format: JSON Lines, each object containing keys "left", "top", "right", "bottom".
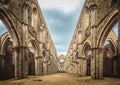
{"left": 35, "top": 57, "right": 39, "bottom": 76}
{"left": 37, "top": 26, "right": 44, "bottom": 76}
{"left": 14, "top": 6, "right": 29, "bottom": 79}
{"left": 78, "top": 59, "right": 81, "bottom": 76}
{"left": 0, "top": 55, "right": 2, "bottom": 79}
{"left": 76, "top": 63, "right": 79, "bottom": 75}
{"left": 35, "top": 57, "right": 43, "bottom": 76}
{"left": 118, "top": 0, "right": 120, "bottom": 56}
{"left": 83, "top": 60, "right": 87, "bottom": 76}
{"left": 43, "top": 62, "right": 47, "bottom": 75}
{"left": 98, "top": 47, "right": 104, "bottom": 78}
{"left": 0, "top": 55, "right": 4, "bottom": 79}
{"left": 78, "top": 30, "right": 82, "bottom": 43}
{"left": 80, "top": 59, "right": 83, "bottom": 76}
{"left": 114, "top": 60, "right": 117, "bottom": 76}
{"left": 14, "top": 46, "right": 28, "bottom": 79}
{"left": 89, "top": 1, "right": 99, "bottom": 79}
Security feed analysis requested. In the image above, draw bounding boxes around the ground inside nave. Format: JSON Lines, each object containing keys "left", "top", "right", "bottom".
{"left": 0, "top": 74, "right": 120, "bottom": 85}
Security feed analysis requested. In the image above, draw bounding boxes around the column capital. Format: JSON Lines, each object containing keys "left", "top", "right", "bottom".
{"left": 86, "top": 1, "right": 97, "bottom": 11}
{"left": 0, "top": 55, "right": 4, "bottom": 60}
{"left": 13, "top": 46, "right": 29, "bottom": 51}
{"left": 35, "top": 56, "right": 43, "bottom": 59}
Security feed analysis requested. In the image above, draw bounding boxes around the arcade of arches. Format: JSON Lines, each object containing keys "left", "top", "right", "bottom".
{"left": 0, "top": 0, "right": 120, "bottom": 81}
{"left": 65, "top": 0, "right": 120, "bottom": 79}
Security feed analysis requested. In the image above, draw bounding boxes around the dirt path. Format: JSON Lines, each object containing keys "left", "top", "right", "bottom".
{"left": 0, "top": 74, "right": 120, "bottom": 85}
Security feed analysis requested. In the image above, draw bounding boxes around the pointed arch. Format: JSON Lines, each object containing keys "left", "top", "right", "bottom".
{"left": 0, "top": 8, "right": 20, "bottom": 47}
{"left": 82, "top": 42, "right": 91, "bottom": 58}
{"left": 97, "top": 10, "right": 118, "bottom": 47}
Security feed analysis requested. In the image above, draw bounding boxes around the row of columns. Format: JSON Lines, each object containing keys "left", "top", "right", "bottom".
{"left": 65, "top": 0, "right": 120, "bottom": 79}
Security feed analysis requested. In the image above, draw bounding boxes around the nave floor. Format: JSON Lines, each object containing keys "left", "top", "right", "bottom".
{"left": 0, "top": 74, "right": 120, "bottom": 85}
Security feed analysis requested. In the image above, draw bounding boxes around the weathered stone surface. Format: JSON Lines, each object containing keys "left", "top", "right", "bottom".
{"left": 65, "top": 0, "right": 120, "bottom": 79}
{"left": 0, "top": 0, "right": 58, "bottom": 80}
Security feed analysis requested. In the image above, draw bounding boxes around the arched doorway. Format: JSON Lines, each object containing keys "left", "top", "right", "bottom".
{"left": 3, "top": 37, "right": 14, "bottom": 79}
{"left": 103, "top": 40, "right": 116, "bottom": 77}
{"left": 28, "top": 49, "right": 35, "bottom": 75}
{"left": 84, "top": 43, "right": 91, "bottom": 76}
{"left": 0, "top": 18, "right": 16, "bottom": 80}
{"left": 97, "top": 9, "right": 120, "bottom": 77}
{"left": 28, "top": 42, "right": 36, "bottom": 75}
{"left": 0, "top": 7, "right": 20, "bottom": 79}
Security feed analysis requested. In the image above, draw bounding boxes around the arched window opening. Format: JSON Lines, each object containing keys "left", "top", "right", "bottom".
{"left": 0, "top": 20, "right": 8, "bottom": 36}
{"left": 84, "top": 43, "right": 91, "bottom": 76}
{"left": 103, "top": 22, "right": 118, "bottom": 77}
{"left": 23, "top": 6, "right": 29, "bottom": 24}
{"left": 112, "top": 23, "right": 118, "bottom": 36}
{"left": 3, "top": 37, "right": 14, "bottom": 79}
{"left": 32, "top": 8, "right": 38, "bottom": 31}
{"left": 28, "top": 42, "right": 35, "bottom": 75}
{"left": 103, "top": 40, "right": 116, "bottom": 77}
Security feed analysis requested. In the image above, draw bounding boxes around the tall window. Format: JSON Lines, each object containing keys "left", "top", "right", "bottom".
{"left": 32, "top": 8, "right": 37, "bottom": 31}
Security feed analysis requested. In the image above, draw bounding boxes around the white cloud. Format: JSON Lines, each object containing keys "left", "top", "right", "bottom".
{"left": 38, "top": 0, "right": 84, "bottom": 13}
{"left": 38, "top": 0, "right": 85, "bottom": 56}
{"left": 0, "top": 20, "right": 3, "bottom": 26}
{"left": 57, "top": 51, "right": 67, "bottom": 56}
{"left": 55, "top": 44, "right": 67, "bottom": 55}
{"left": 56, "top": 44, "right": 64, "bottom": 49}
{"left": 112, "top": 23, "right": 118, "bottom": 36}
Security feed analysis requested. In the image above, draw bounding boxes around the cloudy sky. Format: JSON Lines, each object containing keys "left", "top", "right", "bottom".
{"left": 38, "top": 0, "right": 85, "bottom": 56}
{"left": 0, "top": 0, "right": 118, "bottom": 56}
{"left": 0, "top": 20, "right": 7, "bottom": 35}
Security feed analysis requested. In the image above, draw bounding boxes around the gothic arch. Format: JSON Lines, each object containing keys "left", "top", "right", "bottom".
{"left": 32, "top": 7, "right": 38, "bottom": 31}
{"left": 1, "top": 32, "right": 11, "bottom": 55}
{"left": 28, "top": 39, "right": 39, "bottom": 75}
{"left": 97, "top": 9, "right": 118, "bottom": 47}
{"left": 82, "top": 42, "right": 91, "bottom": 76}
{"left": 103, "top": 39, "right": 117, "bottom": 77}
{"left": 82, "top": 42, "right": 91, "bottom": 57}
{"left": 0, "top": 8, "right": 20, "bottom": 47}
{"left": 28, "top": 39, "right": 39, "bottom": 57}
{"left": 105, "top": 38, "right": 117, "bottom": 55}
{"left": 1, "top": 33, "right": 14, "bottom": 79}
{"left": 3, "top": 37, "right": 13, "bottom": 56}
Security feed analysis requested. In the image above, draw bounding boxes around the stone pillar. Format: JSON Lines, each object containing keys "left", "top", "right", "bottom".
{"left": 37, "top": 26, "right": 44, "bottom": 76}
{"left": 83, "top": 60, "right": 87, "bottom": 76}
{"left": 14, "top": 46, "right": 28, "bottom": 79}
{"left": 81, "top": 60, "right": 84, "bottom": 76}
{"left": 75, "top": 63, "right": 77, "bottom": 75}
{"left": 114, "top": 60, "right": 117, "bottom": 76}
{"left": 89, "top": 1, "right": 99, "bottom": 79}
{"left": 0, "top": 55, "right": 4, "bottom": 79}
{"left": 98, "top": 47, "right": 104, "bottom": 78}
{"left": 78, "top": 59, "right": 81, "bottom": 76}
{"left": 78, "top": 30, "right": 82, "bottom": 43}
{"left": 14, "top": 6, "right": 29, "bottom": 79}
{"left": 0, "top": 55, "right": 2, "bottom": 79}
{"left": 43, "top": 62, "right": 47, "bottom": 75}
{"left": 35, "top": 57, "right": 39, "bottom": 75}
{"left": 76, "top": 63, "right": 79, "bottom": 75}
{"left": 118, "top": 0, "right": 120, "bottom": 56}
{"left": 35, "top": 57, "right": 43, "bottom": 76}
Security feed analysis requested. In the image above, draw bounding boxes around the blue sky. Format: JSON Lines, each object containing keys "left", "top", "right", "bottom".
{"left": 0, "top": 0, "right": 118, "bottom": 56}
{"left": 104, "top": 23, "right": 118, "bottom": 46}
{"left": 113, "top": 23, "right": 118, "bottom": 36}
{"left": 0, "top": 20, "right": 7, "bottom": 35}
{"left": 38, "top": 0, "right": 85, "bottom": 56}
